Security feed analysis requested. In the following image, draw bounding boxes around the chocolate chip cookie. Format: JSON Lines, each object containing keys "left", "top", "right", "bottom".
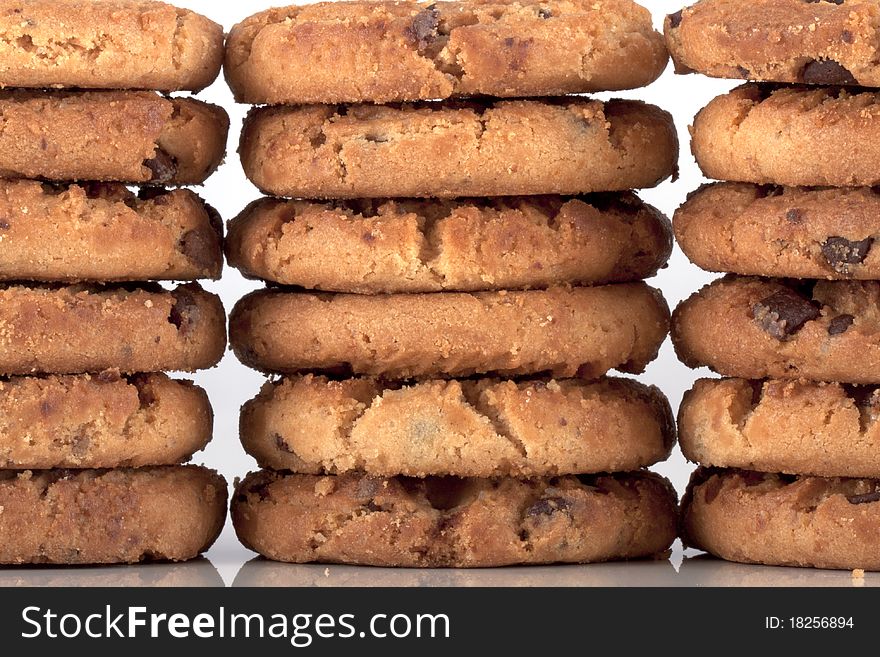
{"left": 682, "top": 467, "right": 880, "bottom": 570}
{"left": 0, "top": 466, "right": 226, "bottom": 564}
{"left": 226, "top": 0, "right": 668, "bottom": 104}
{"left": 240, "top": 99, "right": 678, "bottom": 198}
{"left": 230, "top": 284, "right": 670, "bottom": 379}
{"left": 232, "top": 470, "right": 677, "bottom": 567}
{"left": 674, "top": 183, "right": 880, "bottom": 279}
{"left": 226, "top": 194, "right": 672, "bottom": 292}
{"left": 0, "top": 181, "right": 222, "bottom": 282}
{"left": 241, "top": 374, "right": 675, "bottom": 477}
{"left": 672, "top": 276, "right": 880, "bottom": 384}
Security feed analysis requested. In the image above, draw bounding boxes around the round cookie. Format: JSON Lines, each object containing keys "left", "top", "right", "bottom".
{"left": 230, "top": 284, "right": 670, "bottom": 379}
{"left": 665, "top": 0, "right": 880, "bottom": 87}
{"left": 0, "top": 372, "right": 212, "bottom": 469}
{"left": 226, "top": 194, "right": 672, "bottom": 292}
{"left": 0, "top": 182, "right": 222, "bottom": 282}
{"left": 0, "top": 1, "right": 223, "bottom": 92}
{"left": 225, "top": 0, "right": 668, "bottom": 104}
{"left": 692, "top": 84, "right": 880, "bottom": 187}
{"left": 0, "top": 283, "right": 226, "bottom": 375}
{"left": 682, "top": 467, "right": 880, "bottom": 570}
{"left": 681, "top": 378, "right": 880, "bottom": 478}
{"left": 0, "top": 466, "right": 227, "bottom": 565}
{"left": 0, "top": 90, "right": 228, "bottom": 184}
{"left": 239, "top": 98, "right": 679, "bottom": 198}
{"left": 232, "top": 470, "right": 678, "bottom": 567}
{"left": 674, "top": 183, "right": 880, "bottom": 279}
{"left": 241, "top": 375, "right": 675, "bottom": 477}
{"left": 672, "top": 276, "right": 880, "bottom": 384}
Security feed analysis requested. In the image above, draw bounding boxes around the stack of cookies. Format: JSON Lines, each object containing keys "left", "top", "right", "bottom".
{"left": 0, "top": 0, "right": 230, "bottom": 565}
{"left": 667, "top": 0, "right": 880, "bottom": 570}
{"left": 226, "top": 0, "right": 680, "bottom": 567}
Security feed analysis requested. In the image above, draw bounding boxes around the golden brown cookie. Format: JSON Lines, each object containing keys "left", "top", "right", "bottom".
{"left": 240, "top": 99, "right": 678, "bottom": 198}
{"left": 0, "top": 181, "right": 222, "bottom": 282}
{"left": 666, "top": 0, "right": 880, "bottom": 86}
{"left": 0, "top": 1, "right": 223, "bottom": 91}
{"left": 226, "top": 194, "right": 672, "bottom": 292}
{"left": 672, "top": 276, "right": 880, "bottom": 384}
{"left": 0, "top": 372, "right": 212, "bottom": 469}
{"left": 230, "top": 284, "right": 670, "bottom": 379}
{"left": 674, "top": 183, "right": 880, "bottom": 279}
{"left": 232, "top": 470, "right": 678, "bottom": 567}
{"left": 0, "top": 466, "right": 227, "bottom": 564}
{"left": 692, "top": 84, "right": 880, "bottom": 187}
{"left": 0, "top": 283, "right": 226, "bottom": 375}
{"left": 682, "top": 467, "right": 880, "bottom": 570}
{"left": 0, "top": 90, "right": 228, "bottom": 184}
{"left": 241, "top": 374, "right": 675, "bottom": 477}
{"left": 225, "top": 0, "right": 668, "bottom": 104}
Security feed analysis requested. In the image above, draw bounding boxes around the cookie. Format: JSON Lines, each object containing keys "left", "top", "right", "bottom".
{"left": 0, "top": 372, "right": 212, "bottom": 469}
{"left": 0, "top": 1, "right": 223, "bottom": 92}
{"left": 665, "top": 0, "right": 880, "bottom": 87}
{"left": 0, "top": 181, "right": 222, "bottom": 282}
{"left": 692, "top": 84, "right": 880, "bottom": 187}
{"left": 225, "top": 0, "right": 668, "bottom": 104}
{"left": 672, "top": 276, "right": 880, "bottom": 384}
{"left": 0, "top": 466, "right": 226, "bottom": 564}
{"left": 682, "top": 467, "right": 880, "bottom": 570}
{"left": 241, "top": 374, "right": 675, "bottom": 477}
{"left": 0, "top": 283, "right": 225, "bottom": 375}
{"left": 0, "top": 90, "right": 228, "bottom": 184}
{"left": 674, "top": 183, "right": 880, "bottom": 279}
{"left": 239, "top": 99, "right": 678, "bottom": 198}
{"left": 226, "top": 194, "right": 672, "bottom": 293}
{"left": 230, "top": 284, "right": 670, "bottom": 379}
{"left": 232, "top": 470, "right": 678, "bottom": 567}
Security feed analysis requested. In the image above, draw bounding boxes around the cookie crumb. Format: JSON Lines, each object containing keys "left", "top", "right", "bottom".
{"left": 324, "top": 567, "right": 330, "bottom": 577}
{"left": 852, "top": 568, "right": 865, "bottom": 579}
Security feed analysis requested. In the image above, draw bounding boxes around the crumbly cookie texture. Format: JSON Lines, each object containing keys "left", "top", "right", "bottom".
{"left": 0, "top": 372, "right": 212, "bottom": 469}
{"left": 230, "top": 284, "right": 670, "bottom": 379}
{"left": 672, "top": 276, "right": 880, "bottom": 384}
{"left": 0, "top": 283, "right": 226, "bottom": 375}
{"left": 681, "top": 378, "right": 880, "bottom": 478}
{"left": 226, "top": 194, "right": 672, "bottom": 293}
{"left": 674, "top": 183, "right": 880, "bottom": 280}
{"left": 666, "top": 0, "right": 880, "bottom": 87}
{"left": 225, "top": 0, "right": 668, "bottom": 104}
{"left": 0, "top": 1, "right": 223, "bottom": 91}
{"left": 0, "top": 90, "right": 227, "bottom": 184}
{"left": 239, "top": 99, "right": 678, "bottom": 198}
{"left": 692, "top": 84, "right": 880, "bottom": 187}
{"left": 682, "top": 467, "right": 880, "bottom": 570}
{"left": 0, "top": 181, "right": 222, "bottom": 282}
{"left": 241, "top": 375, "right": 675, "bottom": 477}
{"left": 232, "top": 470, "right": 678, "bottom": 567}
{"left": 0, "top": 466, "right": 227, "bottom": 564}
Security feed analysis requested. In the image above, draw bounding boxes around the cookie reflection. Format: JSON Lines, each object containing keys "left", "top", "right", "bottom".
{"left": 0, "top": 557, "right": 224, "bottom": 587}
{"left": 681, "top": 554, "right": 880, "bottom": 587}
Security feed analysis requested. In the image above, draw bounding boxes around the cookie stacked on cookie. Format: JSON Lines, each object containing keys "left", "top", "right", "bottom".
{"left": 667, "top": 0, "right": 880, "bottom": 570}
{"left": 0, "top": 0, "right": 230, "bottom": 565}
{"left": 226, "top": 0, "right": 680, "bottom": 567}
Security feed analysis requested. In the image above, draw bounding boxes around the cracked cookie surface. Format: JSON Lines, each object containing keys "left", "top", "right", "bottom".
{"left": 232, "top": 469, "right": 677, "bottom": 567}
{"left": 226, "top": 194, "right": 672, "bottom": 292}
{"left": 225, "top": 0, "right": 667, "bottom": 104}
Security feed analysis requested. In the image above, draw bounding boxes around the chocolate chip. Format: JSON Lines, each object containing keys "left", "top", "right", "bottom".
{"left": 842, "top": 30, "right": 855, "bottom": 44}
{"left": 168, "top": 289, "right": 199, "bottom": 336}
{"left": 735, "top": 66, "right": 750, "bottom": 79}
{"left": 143, "top": 149, "right": 178, "bottom": 184}
{"left": 0, "top": 219, "right": 9, "bottom": 230}
{"left": 785, "top": 208, "right": 804, "bottom": 223}
{"left": 179, "top": 228, "right": 217, "bottom": 271}
{"left": 249, "top": 482, "right": 272, "bottom": 501}
{"left": 82, "top": 182, "right": 116, "bottom": 199}
{"left": 96, "top": 369, "right": 122, "bottom": 383}
{"left": 739, "top": 470, "right": 769, "bottom": 486}
{"left": 538, "top": 8, "right": 552, "bottom": 18}
{"left": 274, "top": 433, "right": 294, "bottom": 453}
{"left": 404, "top": 5, "right": 440, "bottom": 52}
{"left": 362, "top": 232, "right": 376, "bottom": 243}
{"left": 821, "top": 236, "right": 873, "bottom": 273}
{"left": 39, "top": 399, "right": 52, "bottom": 417}
{"left": 138, "top": 186, "right": 170, "bottom": 201}
{"left": 801, "top": 59, "right": 857, "bottom": 85}
{"left": 668, "top": 10, "right": 682, "bottom": 28}
{"left": 847, "top": 491, "right": 880, "bottom": 505}
{"left": 828, "top": 314, "right": 855, "bottom": 335}
{"left": 526, "top": 496, "right": 572, "bottom": 517}
{"left": 753, "top": 288, "right": 821, "bottom": 339}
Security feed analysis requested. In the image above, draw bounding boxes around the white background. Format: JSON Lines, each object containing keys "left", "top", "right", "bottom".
{"left": 171, "top": 0, "right": 738, "bottom": 582}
